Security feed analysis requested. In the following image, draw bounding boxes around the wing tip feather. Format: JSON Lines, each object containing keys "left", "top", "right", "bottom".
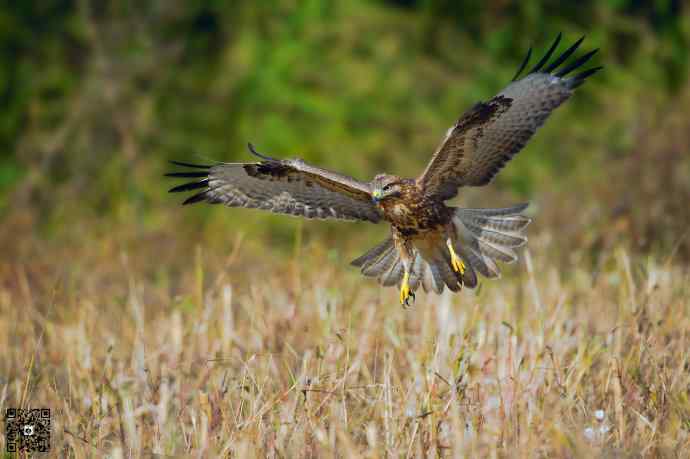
{"left": 556, "top": 48, "right": 600, "bottom": 78}
{"left": 512, "top": 34, "right": 601, "bottom": 87}
{"left": 568, "top": 65, "right": 604, "bottom": 88}
{"left": 247, "top": 142, "right": 279, "bottom": 161}
{"left": 511, "top": 46, "right": 532, "bottom": 82}
{"left": 167, "top": 161, "right": 212, "bottom": 204}
{"left": 168, "top": 160, "right": 212, "bottom": 169}
{"left": 182, "top": 192, "right": 209, "bottom": 205}
{"left": 527, "top": 32, "right": 562, "bottom": 75}
{"left": 168, "top": 180, "right": 209, "bottom": 194}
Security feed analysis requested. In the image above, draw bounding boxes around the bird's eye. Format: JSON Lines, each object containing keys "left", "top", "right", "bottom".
{"left": 383, "top": 184, "right": 393, "bottom": 191}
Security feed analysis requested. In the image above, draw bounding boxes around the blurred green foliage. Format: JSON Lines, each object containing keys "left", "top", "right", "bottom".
{"left": 2, "top": 0, "right": 689, "bottom": 257}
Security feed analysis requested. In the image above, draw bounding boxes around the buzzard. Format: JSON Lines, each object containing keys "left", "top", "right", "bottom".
{"left": 167, "top": 34, "right": 601, "bottom": 305}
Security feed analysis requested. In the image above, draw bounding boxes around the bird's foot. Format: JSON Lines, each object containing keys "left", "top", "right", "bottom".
{"left": 400, "top": 272, "right": 415, "bottom": 308}
{"left": 401, "top": 289, "right": 415, "bottom": 308}
{"left": 447, "top": 241, "right": 466, "bottom": 275}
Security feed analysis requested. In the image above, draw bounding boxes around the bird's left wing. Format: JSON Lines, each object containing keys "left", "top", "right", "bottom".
{"left": 166, "top": 144, "right": 383, "bottom": 223}
{"left": 417, "top": 34, "right": 602, "bottom": 201}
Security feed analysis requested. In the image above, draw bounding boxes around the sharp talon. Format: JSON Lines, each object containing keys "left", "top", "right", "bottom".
{"left": 400, "top": 271, "right": 413, "bottom": 307}
{"left": 403, "top": 292, "right": 415, "bottom": 308}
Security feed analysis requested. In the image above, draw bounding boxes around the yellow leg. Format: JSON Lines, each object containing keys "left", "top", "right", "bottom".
{"left": 447, "top": 240, "right": 466, "bottom": 275}
{"left": 399, "top": 271, "right": 415, "bottom": 307}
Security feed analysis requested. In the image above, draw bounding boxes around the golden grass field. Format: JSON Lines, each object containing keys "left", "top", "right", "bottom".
{"left": 2, "top": 216, "right": 689, "bottom": 458}
{"left": 2, "top": 3, "right": 690, "bottom": 456}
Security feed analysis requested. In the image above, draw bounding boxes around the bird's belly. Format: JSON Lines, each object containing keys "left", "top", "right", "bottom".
{"left": 394, "top": 216, "right": 448, "bottom": 239}
{"left": 397, "top": 223, "right": 445, "bottom": 239}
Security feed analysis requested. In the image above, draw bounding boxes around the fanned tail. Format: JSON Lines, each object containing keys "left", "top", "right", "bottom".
{"left": 350, "top": 203, "right": 530, "bottom": 296}
{"left": 351, "top": 238, "right": 405, "bottom": 286}
{"left": 451, "top": 203, "right": 531, "bottom": 286}
{"left": 351, "top": 239, "right": 463, "bottom": 295}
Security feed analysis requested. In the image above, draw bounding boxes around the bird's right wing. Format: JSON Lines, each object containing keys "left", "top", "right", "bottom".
{"left": 166, "top": 144, "right": 383, "bottom": 223}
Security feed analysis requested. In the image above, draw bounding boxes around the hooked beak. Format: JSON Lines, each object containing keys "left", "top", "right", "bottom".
{"left": 371, "top": 189, "right": 382, "bottom": 202}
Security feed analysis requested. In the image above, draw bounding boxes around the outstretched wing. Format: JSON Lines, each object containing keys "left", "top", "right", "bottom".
{"left": 166, "top": 144, "right": 382, "bottom": 223}
{"left": 417, "top": 34, "right": 602, "bottom": 200}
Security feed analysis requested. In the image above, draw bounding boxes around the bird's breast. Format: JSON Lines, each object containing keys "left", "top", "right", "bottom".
{"left": 380, "top": 196, "right": 451, "bottom": 234}
{"left": 390, "top": 203, "right": 409, "bottom": 218}
{"left": 380, "top": 201, "right": 415, "bottom": 226}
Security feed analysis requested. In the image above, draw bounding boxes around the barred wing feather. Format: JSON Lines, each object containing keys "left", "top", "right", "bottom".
{"left": 166, "top": 146, "right": 382, "bottom": 223}
{"left": 417, "top": 34, "right": 602, "bottom": 200}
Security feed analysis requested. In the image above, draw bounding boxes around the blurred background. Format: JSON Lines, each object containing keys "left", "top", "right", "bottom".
{"left": 2, "top": 0, "right": 689, "bottom": 278}
{"left": 4, "top": 4, "right": 690, "bottom": 454}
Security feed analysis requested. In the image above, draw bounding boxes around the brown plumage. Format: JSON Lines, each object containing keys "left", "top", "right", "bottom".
{"left": 167, "top": 34, "right": 601, "bottom": 305}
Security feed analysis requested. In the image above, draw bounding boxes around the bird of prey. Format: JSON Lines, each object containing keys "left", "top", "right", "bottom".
{"left": 167, "top": 34, "right": 601, "bottom": 306}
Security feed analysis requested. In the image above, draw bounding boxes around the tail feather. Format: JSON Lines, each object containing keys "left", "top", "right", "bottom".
{"left": 453, "top": 204, "right": 531, "bottom": 283}
{"left": 350, "top": 203, "right": 530, "bottom": 297}
{"left": 460, "top": 203, "right": 529, "bottom": 217}
{"left": 362, "top": 244, "right": 397, "bottom": 277}
{"left": 427, "top": 261, "right": 445, "bottom": 294}
{"left": 462, "top": 214, "right": 531, "bottom": 233}
{"left": 459, "top": 258, "right": 478, "bottom": 289}
{"left": 438, "top": 249, "right": 463, "bottom": 292}
{"left": 465, "top": 245, "right": 500, "bottom": 278}
{"left": 463, "top": 224, "right": 526, "bottom": 248}
{"left": 381, "top": 256, "right": 404, "bottom": 286}
{"left": 477, "top": 239, "right": 518, "bottom": 264}
{"left": 421, "top": 263, "right": 433, "bottom": 293}
{"left": 351, "top": 237, "right": 392, "bottom": 268}
{"left": 408, "top": 254, "right": 424, "bottom": 292}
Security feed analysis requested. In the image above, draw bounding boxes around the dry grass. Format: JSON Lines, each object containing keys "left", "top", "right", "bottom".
{"left": 1, "top": 226, "right": 690, "bottom": 457}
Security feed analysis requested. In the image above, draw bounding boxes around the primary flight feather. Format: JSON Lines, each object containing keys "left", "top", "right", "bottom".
{"left": 167, "top": 34, "right": 601, "bottom": 305}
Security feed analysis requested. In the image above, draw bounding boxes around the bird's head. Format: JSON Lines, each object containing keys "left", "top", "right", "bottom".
{"left": 371, "top": 174, "right": 404, "bottom": 203}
